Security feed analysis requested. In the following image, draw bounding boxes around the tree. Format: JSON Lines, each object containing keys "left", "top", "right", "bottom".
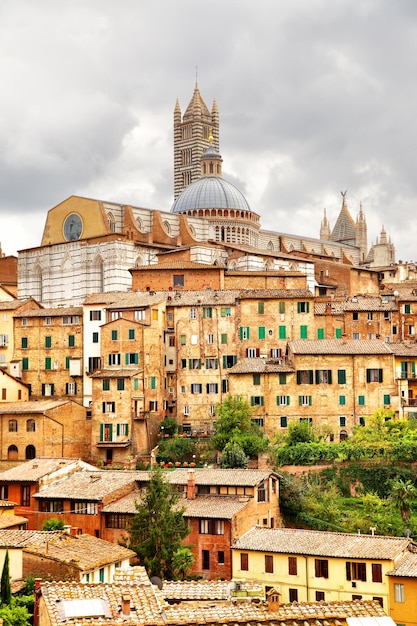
{"left": 159, "top": 417, "right": 178, "bottom": 437}
{"left": 126, "top": 467, "right": 190, "bottom": 579}
{"left": 390, "top": 477, "right": 416, "bottom": 524}
{"left": 220, "top": 442, "right": 249, "bottom": 468}
{"left": 285, "top": 420, "right": 317, "bottom": 446}
{"left": 156, "top": 438, "right": 195, "bottom": 464}
{"left": 1, "top": 550, "right": 11, "bottom": 605}
{"left": 0, "top": 602, "right": 32, "bottom": 626}
{"left": 42, "top": 518, "right": 65, "bottom": 531}
{"left": 211, "top": 396, "right": 268, "bottom": 458}
{"left": 172, "top": 547, "right": 194, "bottom": 580}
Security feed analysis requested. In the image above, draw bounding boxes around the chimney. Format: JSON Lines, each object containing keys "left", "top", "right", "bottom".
{"left": 121, "top": 594, "right": 131, "bottom": 617}
{"left": 266, "top": 588, "right": 280, "bottom": 612}
{"left": 187, "top": 468, "right": 196, "bottom": 500}
{"left": 63, "top": 525, "right": 71, "bottom": 535}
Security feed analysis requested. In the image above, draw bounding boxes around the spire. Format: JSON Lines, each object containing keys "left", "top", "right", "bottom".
{"left": 320, "top": 208, "right": 331, "bottom": 240}
{"left": 200, "top": 128, "right": 223, "bottom": 177}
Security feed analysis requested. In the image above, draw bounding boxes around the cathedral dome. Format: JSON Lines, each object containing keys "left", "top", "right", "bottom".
{"left": 171, "top": 176, "right": 251, "bottom": 214}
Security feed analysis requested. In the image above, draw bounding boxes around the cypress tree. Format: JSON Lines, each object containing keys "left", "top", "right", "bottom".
{"left": 1, "top": 549, "right": 11, "bottom": 605}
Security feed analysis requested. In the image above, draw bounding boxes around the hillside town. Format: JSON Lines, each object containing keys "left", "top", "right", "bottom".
{"left": 0, "top": 84, "right": 416, "bottom": 625}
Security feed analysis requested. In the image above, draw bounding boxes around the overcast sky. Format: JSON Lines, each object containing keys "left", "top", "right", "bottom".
{"left": 1, "top": 0, "right": 416, "bottom": 262}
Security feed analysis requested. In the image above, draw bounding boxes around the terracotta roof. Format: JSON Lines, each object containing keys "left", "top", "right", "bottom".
{"left": 89, "top": 368, "right": 141, "bottom": 378}
{"left": 135, "top": 260, "right": 225, "bottom": 270}
{"left": 161, "top": 578, "right": 263, "bottom": 601}
{"left": 233, "top": 527, "right": 412, "bottom": 560}
{"left": 22, "top": 532, "right": 135, "bottom": 571}
{"left": 40, "top": 569, "right": 389, "bottom": 626}
{"left": 83, "top": 291, "right": 166, "bottom": 306}
{"left": 0, "top": 515, "right": 28, "bottom": 529}
{"left": 0, "top": 458, "right": 93, "bottom": 482}
{"left": 0, "top": 299, "right": 28, "bottom": 311}
{"left": 101, "top": 491, "right": 142, "bottom": 514}
{"left": 0, "top": 529, "right": 57, "bottom": 547}
{"left": 34, "top": 470, "right": 138, "bottom": 501}
{"left": 0, "top": 399, "right": 74, "bottom": 414}
{"left": 388, "top": 550, "right": 417, "bottom": 577}
{"left": 289, "top": 338, "right": 393, "bottom": 355}
{"left": 315, "top": 297, "right": 397, "bottom": 314}
{"left": 168, "top": 468, "right": 277, "bottom": 487}
{"left": 183, "top": 495, "right": 250, "bottom": 519}
{"left": 227, "top": 357, "right": 293, "bottom": 374}
{"left": 13, "top": 306, "right": 82, "bottom": 318}
{"left": 385, "top": 342, "right": 417, "bottom": 356}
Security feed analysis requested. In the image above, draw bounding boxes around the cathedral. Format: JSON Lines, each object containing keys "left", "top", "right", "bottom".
{"left": 17, "top": 83, "right": 395, "bottom": 307}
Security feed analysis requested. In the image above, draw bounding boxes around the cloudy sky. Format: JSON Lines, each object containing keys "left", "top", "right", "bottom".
{"left": 1, "top": 0, "right": 416, "bottom": 261}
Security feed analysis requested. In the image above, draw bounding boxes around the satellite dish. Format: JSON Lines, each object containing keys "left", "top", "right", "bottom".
{"left": 150, "top": 576, "right": 163, "bottom": 589}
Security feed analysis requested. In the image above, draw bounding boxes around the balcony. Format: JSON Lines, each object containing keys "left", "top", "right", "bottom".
{"left": 399, "top": 372, "right": 417, "bottom": 380}
{"left": 406, "top": 398, "right": 417, "bottom": 407}
{"left": 96, "top": 438, "right": 131, "bottom": 448}
{"left": 133, "top": 411, "right": 150, "bottom": 420}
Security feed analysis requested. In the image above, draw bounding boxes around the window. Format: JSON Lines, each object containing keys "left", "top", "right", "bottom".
{"left": 339, "top": 416, "right": 346, "bottom": 427}
{"left": 221, "top": 307, "right": 231, "bottom": 317}
{"left": 44, "top": 317, "right": 51, "bottom": 326}
{"left": 63, "top": 315, "right": 79, "bottom": 324}
{"left": 22, "top": 357, "right": 29, "bottom": 370}
{"left": 150, "top": 376, "right": 156, "bottom": 389}
{"left": 246, "top": 347, "right": 259, "bottom": 357}
{"left": 257, "top": 482, "right": 268, "bottom": 502}
{"left": 316, "top": 591, "right": 325, "bottom": 601}
{"left": 99, "top": 568, "right": 104, "bottom": 582}
{"left": 108, "top": 353, "right": 121, "bottom": 366}
{"left": 208, "top": 333, "right": 214, "bottom": 344}
{"left": 126, "top": 353, "right": 139, "bottom": 364}
{"left": 92, "top": 332, "right": 99, "bottom": 343}
{"left": 404, "top": 304, "right": 411, "bottom": 314}
{"left": 111, "top": 330, "right": 118, "bottom": 341}
{"left": 359, "top": 416, "right": 366, "bottom": 426}
{"left": 258, "top": 302, "right": 264, "bottom": 314}
{"left": 102, "top": 379, "right": 110, "bottom": 391}
{"left": 21, "top": 318, "right": 27, "bottom": 326}
{"left": 288, "top": 556, "right": 297, "bottom": 575}
{"left": 221, "top": 333, "right": 227, "bottom": 344}
{"left": 346, "top": 561, "right": 366, "bottom": 582}
{"left": 128, "top": 328, "right": 135, "bottom": 340}
{"left": 42, "top": 383, "right": 54, "bottom": 396}
{"left": 223, "top": 355, "right": 237, "bottom": 368}
{"left": 315, "top": 369, "right": 332, "bottom": 384}
{"left": 358, "top": 395, "right": 365, "bottom": 406}
{"left": 338, "top": 369, "right": 346, "bottom": 384}
{"left": 383, "top": 394, "right": 390, "bottom": 405}
{"left": 297, "top": 370, "right": 313, "bottom": 384}
{"left": 134, "top": 310, "right": 145, "bottom": 321}
{"left": 173, "top": 274, "right": 184, "bottom": 287}
{"left": 26, "top": 419, "right": 35, "bottom": 432}
{"left": 199, "top": 519, "right": 224, "bottom": 535}
{"left": 189, "top": 308, "right": 197, "bottom": 320}
{"left": 111, "top": 311, "right": 122, "bottom": 321}
{"left": 258, "top": 326, "right": 266, "bottom": 339}
{"left": 45, "top": 336, "right": 52, "bottom": 348}
{"left": 339, "top": 396, "right": 346, "bottom": 406}
{"left": 368, "top": 312, "right": 374, "bottom": 321}
{"left": 88, "top": 357, "right": 101, "bottom": 373}
{"left": 317, "top": 328, "right": 324, "bottom": 340}
{"left": 251, "top": 396, "right": 264, "bottom": 406}
{"left": 299, "top": 395, "right": 312, "bottom": 406}
{"left": 240, "top": 326, "right": 250, "bottom": 340}
{"left": 66, "top": 382, "right": 76, "bottom": 395}
{"left": 218, "top": 551, "right": 225, "bottom": 565}
{"left": 276, "top": 395, "right": 290, "bottom": 406}
{"left": 106, "top": 514, "right": 130, "bottom": 529}
{"left": 280, "top": 416, "right": 288, "bottom": 428}
{"left": 191, "top": 334, "right": 198, "bottom": 344}
{"left": 297, "top": 302, "right": 310, "bottom": 313}
{"left": 9, "top": 419, "right": 18, "bottom": 432}
{"left": 202, "top": 550, "right": 210, "bottom": 570}
{"left": 300, "top": 325, "right": 308, "bottom": 339}
{"left": 352, "top": 332, "right": 360, "bottom": 339}
{"left": 183, "top": 406, "right": 190, "bottom": 416}
{"left": 206, "top": 383, "right": 219, "bottom": 394}
{"left": 366, "top": 368, "right": 383, "bottom": 383}
{"left": 21, "top": 337, "right": 28, "bottom": 349}
{"left": 222, "top": 379, "right": 229, "bottom": 393}
{"left": 315, "top": 559, "right": 329, "bottom": 578}
{"left": 203, "top": 307, "right": 212, "bottom": 318}
{"left": 279, "top": 325, "right": 286, "bottom": 339}
{"left": 44, "top": 357, "right": 51, "bottom": 370}
{"left": 102, "top": 402, "right": 116, "bottom": 413}
{"left": 68, "top": 335, "right": 75, "bottom": 347}
{"left": 117, "top": 379, "right": 125, "bottom": 391}
{"left": 189, "top": 358, "right": 201, "bottom": 369}
{"left": 0, "top": 485, "right": 8, "bottom": 500}
{"left": 191, "top": 384, "right": 202, "bottom": 394}
{"left": 265, "top": 555, "right": 273, "bottom": 573}
{"left": 278, "top": 372, "right": 287, "bottom": 384}
{"left": 394, "top": 583, "right": 405, "bottom": 603}
{"left": 90, "top": 310, "right": 102, "bottom": 321}
{"left": 253, "top": 374, "right": 261, "bottom": 386}
{"left": 271, "top": 348, "right": 282, "bottom": 358}
{"left": 289, "top": 589, "right": 298, "bottom": 602}
{"left": 74, "top": 502, "right": 98, "bottom": 515}
{"left": 240, "top": 553, "right": 249, "bottom": 571}
{"left": 21, "top": 486, "right": 31, "bottom": 507}
{"left": 206, "top": 358, "right": 218, "bottom": 369}
{"left": 372, "top": 563, "right": 382, "bottom": 583}
{"left": 352, "top": 311, "right": 359, "bottom": 321}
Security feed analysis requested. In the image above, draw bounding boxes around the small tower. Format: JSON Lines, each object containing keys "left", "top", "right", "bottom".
{"left": 173, "top": 83, "right": 219, "bottom": 199}
{"left": 355, "top": 202, "right": 368, "bottom": 262}
{"left": 320, "top": 208, "right": 331, "bottom": 240}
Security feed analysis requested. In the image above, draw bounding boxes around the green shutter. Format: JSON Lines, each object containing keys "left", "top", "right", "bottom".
{"left": 112, "top": 330, "right": 118, "bottom": 340}
{"left": 300, "top": 325, "right": 308, "bottom": 339}
{"left": 317, "top": 328, "right": 324, "bottom": 340}
{"left": 258, "top": 326, "right": 266, "bottom": 339}
{"left": 279, "top": 373, "right": 286, "bottom": 384}
{"left": 279, "top": 325, "right": 286, "bottom": 339}
{"left": 129, "top": 329, "right": 135, "bottom": 339}
{"left": 221, "top": 333, "right": 227, "bottom": 344}
{"left": 401, "top": 361, "right": 407, "bottom": 378}
{"left": 335, "top": 328, "right": 342, "bottom": 339}
{"left": 287, "top": 396, "right": 290, "bottom": 406}
{"left": 21, "top": 337, "right": 28, "bottom": 349}
{"left": 339, "top": 395, "right": 346, "bottom": 406}
{"left": 258, "top": 302, "right": 264, "bottom": 314}
{"left": 358, "top": 395, "right": 365, "bottom": 406}
{"left": 65, "top": 357, "right": 70, "bottom": 369}
{"left": 68, "top": 335, "right": 75, "bottom": 347}
{"left": 151, "top": 377, "right": 156, "bottom": 389}
{"left": 297, "top": 302, "right": 301, "bottom": 313}
{"left": 279, "top": 302, "right": 285, "bottom": 314}
{"left": 338, "top": 369, "right": 346, "bottom": 384}
{"left": 45, "top": 357, "right": 51, "bottom": 370}
{"left": 384, "top": 394, "right": 390, "bottom": 405}
{"left": 134, "top": 378, "right": 139, "bottom": 391}
{"left": 298, "top": 396, "right": 302, "bottom": 406}
{"left": 45, "top": 336, "right": 52, "bottom": 348}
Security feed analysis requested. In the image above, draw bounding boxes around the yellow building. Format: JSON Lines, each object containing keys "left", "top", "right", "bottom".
{"left": 388, "top": 550, "right": 417, "bottom": 626}
{"left": 232, "top": 526, "right": 413, "bottom": 615}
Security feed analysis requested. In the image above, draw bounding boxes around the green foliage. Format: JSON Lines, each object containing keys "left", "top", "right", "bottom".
{"left": 211, "top": 396, "right": 268, "bottom": 458}
{"left": 42, "top": 518, "right": 65, "bottom": 531}
{"left": 0, "top": 601, "right": 32, "bottom": 626}
{"left": 1, "top": 550, "right": 11, "bottom": 605}
{"left": 220, "top": 442, "right": 249, "bottom": 468}
{"left": 278, "top": 471, "right": 306, "bottom": 521}
{"left": 157, "top": 438, "right": 195, "bottom": 464}
{"left": 126, "top": 467, "right": 190, "bottom": 579}
{"left": 390, "top": 477, "right": 417, "bottom": 524}
{"left": 172, "top": 547, "right": 194, "bottom": 580}
{"left": 159, "top": 417, "right": 178, "bottom": 437}
{"left": 276, "top": 441, "right": 341, "bottom": 466}
{"left": 286, "top": 421, "right": 317, "bottom": 445}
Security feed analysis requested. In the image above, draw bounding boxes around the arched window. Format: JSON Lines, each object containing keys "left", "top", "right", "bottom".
{"left": 27, "top": 419, "right": 36, "bottom": 432}
{"left": 136, "top": 217, "right": 142, "bottom": 231}
{"left": 107, "top": 212, "right": 116, "bottom": 232}
{"left": 8, "top": 419, "right": 18, "bottom": 433}
{"left": 340, "top": 430, "right": 348, "bottom": 442}
{"left": 163, "top": 221, "right": 171, "bottom": 234}
{"left": 26, "top": 445, "right": 36, "bottom": 460}
{"left": 7, "top": 445, "right": 18, "bottom": 460}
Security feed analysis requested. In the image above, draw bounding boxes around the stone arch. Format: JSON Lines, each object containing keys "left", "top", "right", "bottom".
{"left": 136, "top": 217, "right": 143, "bottom": 231}
{"left": 163, "top": 220, "right": 171, "bottom": 234}
{"left": 107, "top": 212, "right": 116, "bottom": 232}
{"left": 92, "top": 254, "right": 104, "bottom": 292}
{"left": 26, "top": 444, "right": 36, "bottom": 459}
{"left": 267, "top": 241, "right": 274, "bottom": 251}
{"left": 7, "top": 445, "right": 18, "bottom": 460}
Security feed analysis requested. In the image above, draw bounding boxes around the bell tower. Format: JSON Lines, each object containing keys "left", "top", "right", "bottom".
{"left": 173, "top": 83, "right": 219, "bottom": 199}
